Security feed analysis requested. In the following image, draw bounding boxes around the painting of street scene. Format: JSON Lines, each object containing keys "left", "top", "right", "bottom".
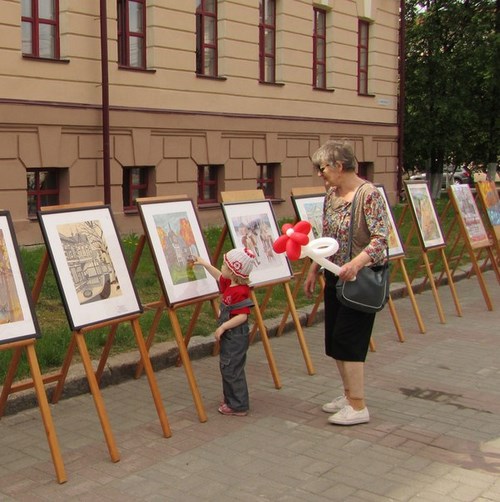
{"left": 222, "top": 200, "right": 292, "bottom": 286}
{"left": 57, "top": 220, "right": 122, "bottom": 305}
{"left": 153, "top": 212, "right": 207, "bottom": 285}
{"left": 476, "top": 181, "right": 500, "bottom": 239}
{"left": 0, "top": 229, "right": 24, "bottom": 325}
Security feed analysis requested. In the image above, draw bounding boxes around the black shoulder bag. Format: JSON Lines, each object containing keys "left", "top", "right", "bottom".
{"left": 335, "top": 185, "right": 390, "bottom": 314}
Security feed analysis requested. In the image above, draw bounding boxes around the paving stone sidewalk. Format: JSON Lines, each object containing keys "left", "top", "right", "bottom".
{"left": 0, "top": 271, "right": 499, "bottom": 501}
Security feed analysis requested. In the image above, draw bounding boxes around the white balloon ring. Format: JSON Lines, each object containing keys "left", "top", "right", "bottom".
{"left": 300, "top": 237, "right": 342, "bottom": 276}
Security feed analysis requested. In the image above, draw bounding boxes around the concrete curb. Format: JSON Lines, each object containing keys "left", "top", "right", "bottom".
{"left": 2, "top": 267, "right": 475, "bottom": 416}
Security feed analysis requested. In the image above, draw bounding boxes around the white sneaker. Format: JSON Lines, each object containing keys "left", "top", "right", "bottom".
{"left": 322, "top": 395, "right": 349, "bottom": 413}
{"left": 327, "top": 405, "right": 370, "bottom": 425}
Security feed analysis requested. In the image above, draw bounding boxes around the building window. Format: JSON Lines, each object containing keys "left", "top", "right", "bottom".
{"left": 259, "top": 0, "right": 276, "bottom": 83}
{"left": 27, "top": 169, "right": 59, "bottom": 217}
{"left": 21, "top": 0, "right": 60, "bottom": 59}
{"left": 358, "top": 20, "right": 370, "bottom": 95}
{"left": 197, "top": 165, "right": 219, "bottom": 205}
{"left": 313, "top": 8, "right": 326, "bottom": 89}
{"left": 123, "top": 167, "right": 149, "bottom": 212}
{"left": 117, "top": 0, "right": 146, "bottom": 68}
{"left": 196, "top": 0, "right": 218, "bottom": 77}
{"left": 257, "top": 164, "right": 277, "bottom": 199}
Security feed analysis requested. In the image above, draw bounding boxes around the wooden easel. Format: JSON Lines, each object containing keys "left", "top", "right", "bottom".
{"left": 445, "top": 186, "right": 499, "bottom": 310}
{"left": 1, "top": 203, "right": 171, "bottom": 463}
{"left": 216, "top": 190, "right": 315, "bottom": 380}
{"left": 125, "top": 198, "right": 218, "bottom": 423}
{"left": 401, "top": 187, "right": 462, "bottom": 323}
{"left": 0, "top": 339, "right": 67, "bottom": 483}
{"left": 475, "top": 181, "right": 500, "bottom": 265}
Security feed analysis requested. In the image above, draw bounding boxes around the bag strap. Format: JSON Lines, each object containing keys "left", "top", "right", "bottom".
{"left": 346, "top": 182, "right": 389, "bottom": 263}
{"left": 346, "top": 183, "right": 367, "bottom": 259}
{"left": 224, "top": 298, "right": 254, "bottom": 311}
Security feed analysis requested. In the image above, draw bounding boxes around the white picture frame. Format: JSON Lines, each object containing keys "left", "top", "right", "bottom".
{"left": 0, "top": 211, "right": 40, "bottom": 343}
{"left": 137, "top": 198, "right": 220, "bottom": 307}
{"left": 38, "top": 205, "right": 142, "bottom": 330}
{"left": 221, "top": 200, "right": 293, "bottom": 287}
{"left": 375, "top": 185, "right": 405, "bottom": 258}
{"left": 404, "top": 181, "right": 446, "bottom": 250}
{"left": 291, "top": 194, "right": 325, "bottom": 241}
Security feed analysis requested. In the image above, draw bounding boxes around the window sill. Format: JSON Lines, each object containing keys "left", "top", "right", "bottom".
{"left": 313, "top": 86, "right": 335, "bottom": 93}
{"left": 196, "top": 74, "right": 227, "bottom": 81}
{"left": 358, "top": 92, "right": 375, "bottom": 97}
{"left": 22, "top": 55, "right": 69, "bottom": 64}
{"left": 267, "top": 197, "right": 285, "bottom": 204}
{"left": 118, "top": 65, "right": 156, "bottom": 74}
{"left": 123, "top": 208, "right": 139, "bottom": 215}
{"left": 259, "top": 81, "right": 285, "bottom": 87}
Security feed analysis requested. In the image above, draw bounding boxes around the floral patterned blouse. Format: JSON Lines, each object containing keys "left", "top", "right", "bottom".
{"left": 323, "top": 182, "right": 389, "bottom": 268}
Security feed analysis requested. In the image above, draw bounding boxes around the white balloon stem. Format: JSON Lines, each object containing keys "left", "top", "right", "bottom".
{"left": 300, "top": 237, "right": 341, "bottom": 276}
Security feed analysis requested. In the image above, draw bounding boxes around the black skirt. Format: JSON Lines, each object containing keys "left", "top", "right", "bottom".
{"left": 323, "top": 272, "right": 376, "bottom": 362}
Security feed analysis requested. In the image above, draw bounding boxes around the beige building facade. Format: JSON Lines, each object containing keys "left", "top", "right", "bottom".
{"left": 0, "top": 0, "right": 400, "bottom": 244}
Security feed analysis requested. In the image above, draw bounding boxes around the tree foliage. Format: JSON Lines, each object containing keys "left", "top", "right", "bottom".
{"left": 404, "top": 0, "right": 498, "bottom": 178}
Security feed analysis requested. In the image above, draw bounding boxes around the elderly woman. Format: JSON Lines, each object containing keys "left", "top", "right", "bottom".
{"left": 304, "top": 141, "right": 388, "bottom": 425}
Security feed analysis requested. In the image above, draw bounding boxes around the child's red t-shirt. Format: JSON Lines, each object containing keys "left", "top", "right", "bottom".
{"left": 218, "top": 276, "right": 251, "bottom": 316}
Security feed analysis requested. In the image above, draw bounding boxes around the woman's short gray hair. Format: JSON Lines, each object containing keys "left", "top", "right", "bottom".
{"left": 312, "top": 140, "right": 358, "bottom": 171}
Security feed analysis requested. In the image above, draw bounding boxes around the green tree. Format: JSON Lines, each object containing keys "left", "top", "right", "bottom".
{"left": 404, "top": 0, "right": 498, "bottom": 197}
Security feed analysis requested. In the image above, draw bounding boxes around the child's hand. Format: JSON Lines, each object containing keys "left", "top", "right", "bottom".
{"left": 193, "top": 256, "right": 207, "bottom": 267}
{"left": 214, "top": 326, "right": 225, "bottom": 341}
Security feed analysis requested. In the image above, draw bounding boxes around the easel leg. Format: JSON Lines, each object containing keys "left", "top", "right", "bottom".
{"left": 249, "top": 285, "right": 274, "bottom": 343}
{"left": 135, "top": 304, "right": 163, "bottom": 379}
{"left": 176, "top": 302, "right": 203, "bottom": 366}
{"left": 131, "top": 319, "right": 173, "bottom": 436}
{"left": 440, "top": 248, "right": 463, "bottom": 317}
{"left": 26, "top": 343, "right": 67, "bottom": 484}
{"left": 51, "top": 334, "right": 77, "bottom": 404}
{"left": 387, "top": 296, "right": 405, "bottom": 342}
{"left": 0, "top": 347, "right": 23, "bottom": 417}
{"left": 95, "top": 324, "right": 118, "bottom": 383}
{"left": 400, "top": 259, "right": 426, "bottom": 333}
{"left": 250, "top": 291, "right": 282, "bottom": 389}
{"left": 166, "top": 311, "right": 208, "bottom": 423}
{"left": 423, "top": 253, "right": 446, "bottom": 324}
{"left": 283, "top": 283, "right": 315, "bottom": 375}
{"left": 74, "top": 332, "right": 120, "bottom": 462}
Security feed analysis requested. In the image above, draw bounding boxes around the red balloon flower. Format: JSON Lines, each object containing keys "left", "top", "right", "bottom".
{"left": 273, "top": 220, "right": 311, "bottom": 261}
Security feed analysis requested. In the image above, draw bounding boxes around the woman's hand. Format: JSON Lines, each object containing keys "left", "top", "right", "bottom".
{"left": 304, "top": 266, "right": 319, "bottom": 298}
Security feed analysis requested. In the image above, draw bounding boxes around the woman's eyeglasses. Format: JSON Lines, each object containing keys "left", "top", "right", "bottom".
{"left": 316, "top": 164, "right": 329, "bottom": 173}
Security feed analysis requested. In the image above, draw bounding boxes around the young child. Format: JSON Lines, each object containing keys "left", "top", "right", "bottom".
{"left": 194, "top": 248, "right": 256, "bottom": 416}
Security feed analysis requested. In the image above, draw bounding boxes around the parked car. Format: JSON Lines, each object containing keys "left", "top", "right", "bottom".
{"left": 409, "top": 166, "right": 473, "bottom": 187}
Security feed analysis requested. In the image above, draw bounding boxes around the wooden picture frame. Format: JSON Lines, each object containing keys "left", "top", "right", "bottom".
{"left": 404, "top": 181, "right": 445, "bottom": 249}
{"left": 221, "top": 200, "right": 293, "bottom": 287}
{"left": 291, "top": 193, "right": 325, "bottom": 241}
{"left": 137, "top": 197, "right": 219, "bottom": 307}
{"left": 38, "top": 205, "right": 142, "bottom": 330}
{"left": 375, "top": 184, "right": 405, "bottom": 258}
{"left": 475, "top": 180, "right": 500, "bottom": 241}
{"left": 449, "top": 185, "right": 490, "bottom": 248}
{"left": 0, "top": 211, "right": 41, "bottom": 343}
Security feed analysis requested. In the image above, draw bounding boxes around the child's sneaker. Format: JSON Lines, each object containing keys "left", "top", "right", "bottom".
{"left": 322, "top": 395, "right": 349, "bottom": 413}
{"left": 218, "top": 403, "right": 248, "bottom": 416}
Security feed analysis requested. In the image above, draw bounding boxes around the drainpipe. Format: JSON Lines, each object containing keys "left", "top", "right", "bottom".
{"left": 397, "top": 0, "right": 406, "bottom": 200}
{"left": 100, "top": 0, "right": 111, "bottom": 205}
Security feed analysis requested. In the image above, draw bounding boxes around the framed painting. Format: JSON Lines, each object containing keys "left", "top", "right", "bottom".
{"left": 38, "top": 205, "right": 142, "bottom": 330}
{"left": 449, "top": 185, "right": 490, "bottom": 249}
{"left": 291, "top": 193, "right": 325, "bottom": 241}
{"left": 404, "top": 181, "right": 445, "bottom": 250}
{"left": 137, "top": 198, "right": 219, "bottom": 307}
{"left": 475, "top": 181, "right": 500, "bottom": 240}
{"left": 221, "top": 200, "right": 293, "bottom": 287}
{"left": 0, "top": 211, "right": 41, "bottom": 344}
{"left": 375, "top": 185, "right": 405, "bottom": 258}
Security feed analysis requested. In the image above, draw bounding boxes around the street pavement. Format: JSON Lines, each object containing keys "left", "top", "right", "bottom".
{"left": 0, "top": 270, "right": 499, "bottom": 501}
